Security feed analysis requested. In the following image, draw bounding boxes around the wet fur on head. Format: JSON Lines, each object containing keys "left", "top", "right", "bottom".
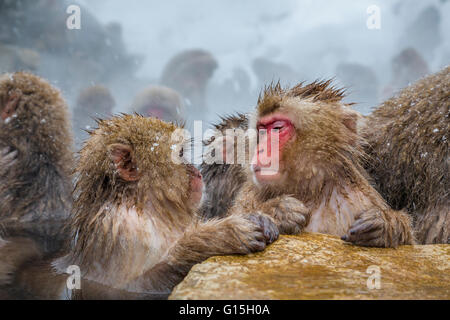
{"left": 257, "top": 79, "right": 347, "bottom": 117}
{"left": 250, "top": 80, "right": 368, "bottom": 206}
{"left": 0, "top": 72, "right": 73, "bottom": 173}
{"left": 68, "top": 114, "right": 194, "bottom": 267}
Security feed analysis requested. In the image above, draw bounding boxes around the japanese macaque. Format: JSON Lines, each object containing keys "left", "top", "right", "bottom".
{"left": 4, "top": 115, "right": 278, "bottom": 299}
{"left": 0, "top": 72, "right": 73, "bottom": 298}
{"left": 130, "top": 85, "right": 185, "bottom": 123}
{"left": 73, "top": 85, "right": 115, "bottom": 147}
{"left": 362, "top": 66, "right": 449, "bottom": 244}
{"left": 160, "top": 49, "right": 218, "bottom": 113}
{"left": 200, "top": 113, "right": 248, "bottom": 220}
{"left": 0, "top": 72, "right": 73, "bottom": 255}
{"left": 227, "top": 80, "right": 414, "bottom": 247}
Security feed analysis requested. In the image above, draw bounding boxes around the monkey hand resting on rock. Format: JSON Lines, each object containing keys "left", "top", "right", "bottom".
{"left": 3, "top": 114, "right": 278, "bottom": 300}
{"left": 226, "top": 81, "right": 414, "bottom": 248}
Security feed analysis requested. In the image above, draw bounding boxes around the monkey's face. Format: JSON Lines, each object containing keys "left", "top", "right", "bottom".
{"left": 251, "top": 95, "right": 360, "bottom": 195}
{"left": 251, "top": 112, "right": 296, "bottom": 186}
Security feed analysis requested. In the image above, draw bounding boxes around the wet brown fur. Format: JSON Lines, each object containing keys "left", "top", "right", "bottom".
{"left": 200, "top": 113, "right": 248, "bottom": 219}
{"left": 363, "top": 66, "right": 449, "bottom": 244}
{"left": 7, "top": 115, "right": 278, "bottom": 299}
{"left": 0, "top": 72, "right": 73, "bottom": 254}
{"left": 229, "top": 80, "right": 414, "bottom": 247}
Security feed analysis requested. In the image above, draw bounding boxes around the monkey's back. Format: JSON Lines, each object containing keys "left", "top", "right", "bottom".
{"left": 364, "top": 66, "right": 449, "bottom": 243}
{"left": 0, "top": 72, "right": 74, "bottom": 254}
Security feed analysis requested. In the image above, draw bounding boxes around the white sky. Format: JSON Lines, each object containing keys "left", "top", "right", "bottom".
{"left": 78, "top": 0, "right": 449, "bottom": 85}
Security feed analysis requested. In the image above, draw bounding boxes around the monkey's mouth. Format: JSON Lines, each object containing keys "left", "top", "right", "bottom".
{"left": 252, "top": 164, "right": 282, "bottom": 183}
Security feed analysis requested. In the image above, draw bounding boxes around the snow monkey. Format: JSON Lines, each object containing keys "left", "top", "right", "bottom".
{"left": 2, "top": 114, "right": 278, "bottom": 299}
{"left": 0, "top": 72, "right": 73, "bottom": 255}
{"left": 227, "top": 80, "right": 414, "bottom": 248}
{"left": 0, "top": 72, "right": 73, "bottom": 296}
{"left": 73, "top": 85, "right": 116, "bottom": 148}
{"left": 199, "top": 113, "right": 248, "bottom": 220}
{"left": 160, "top": 49, "right": 218, "bottom": 113}
{"left": 130, "top": 85, "right": 185, "bottom": 123}
{"left": 362, "top": 66, "right": 449, "bottom": 244}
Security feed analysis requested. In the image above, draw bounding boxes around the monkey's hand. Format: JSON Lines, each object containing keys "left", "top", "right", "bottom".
{"left": 170, "top": 213, "right": 279, "bottom": 262}
{"left": 229, "top": 213, "right": 280, "bottom": 254}
{"left": 136, "top": 214, "right": 279, "bottom": 293}
{"left": 342, "top": 208, "right": 415, "bottom": 248}
{"left": 260, "top": 196, "right": 310, "bottom": 235}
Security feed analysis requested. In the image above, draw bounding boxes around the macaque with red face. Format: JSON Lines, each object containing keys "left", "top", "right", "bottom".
{"left": 131, "top": 85, "right": 185, "bottom": 123}
{"left": 229, "top": 81, "right": 414, "bottom": 247}
{"left": 2, "top": 114, "right": 278, "bottom": 299}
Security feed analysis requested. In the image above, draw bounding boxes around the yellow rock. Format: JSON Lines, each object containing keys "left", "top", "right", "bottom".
{"left": 170, "top": 233, "right": 450, "bottom": 300}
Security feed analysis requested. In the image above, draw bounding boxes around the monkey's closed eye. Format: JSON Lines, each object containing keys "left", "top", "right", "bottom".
{"left": 271, "top": 120, "right": 288, "bottom": 132}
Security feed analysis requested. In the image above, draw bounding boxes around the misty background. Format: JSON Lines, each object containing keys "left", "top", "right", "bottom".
{"left": 1, "top": 0, "right": 449, "bottom": 140}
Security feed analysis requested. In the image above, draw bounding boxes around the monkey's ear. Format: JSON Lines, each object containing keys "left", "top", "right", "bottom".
{"left": 108, "top": 143, "right": 140, "bottom": 182}
{"left": 341, "top": 107, "right": 361, "bottom": 134}
{"left": 1, "top": 92, "right": 21, "bottom": 120}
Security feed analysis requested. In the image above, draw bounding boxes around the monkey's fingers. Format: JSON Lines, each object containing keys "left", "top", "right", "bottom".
{"left": 247, "top": 239, "right": 267, "bottom": 252}
{"left": 260, "top": 215, "right": 279, "bottom": 244}
{"left": 279, "top": 196, "right": 309, "bottom": 213}
{"left": 341, "top": 217, "right": 383, "bottom": 243}
{"left": 343, "top": 229, "right": 385, "bottom": 246}
{"left": 273, "top": 197, "right": 309, "bottom": 235}
{"left": 349, "top": 219, "right": 382, "bottom": 236}
{"left": 290, "top": 212, "right": 307, "bottom": 227}
{"left": 247, "top": 213, "right": 279, "bottom": 248}
{"left": 277, "top": 214, "right": 306, "bottom": 235}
